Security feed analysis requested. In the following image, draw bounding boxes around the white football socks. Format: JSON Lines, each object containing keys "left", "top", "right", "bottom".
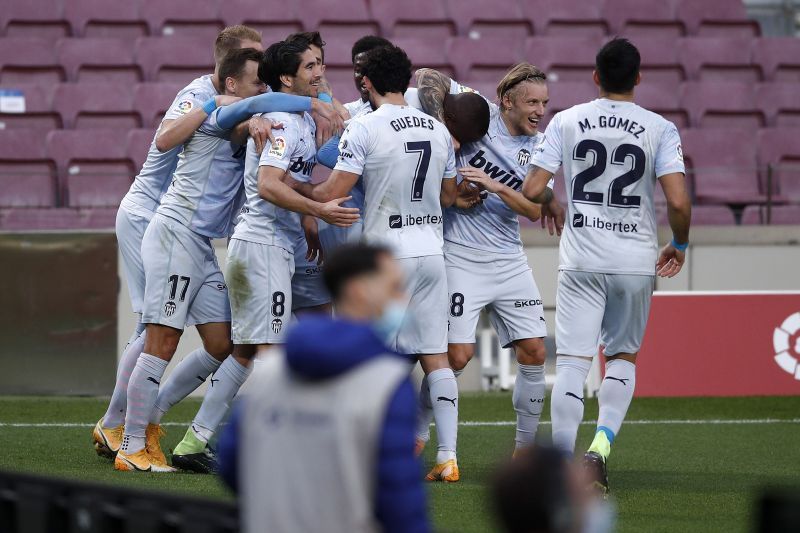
{"left": 102, "top": 326, "right": 145, "bottom": 428}
{"left": 550, "top": 356, "right": 592, "bottom": 455}
{"left": 415, "top": 375, "right": 433, "bottom": 442}
{"left": 428, "top": 367, "right": 459, "bottom": 463}
{"left": 512, "top": 363, "right": 546, "bottom": 450}
{"left": 121, "top": 353, "right": 168, "bottom": 454}
{"left": 596, "top": 359, "right": 636, "bottom": 441}
{"left": 150, "top": 349, "right": 221, "bottom": 425}
{"left": 191, "top": 356, "right": 250, "bottom": 443}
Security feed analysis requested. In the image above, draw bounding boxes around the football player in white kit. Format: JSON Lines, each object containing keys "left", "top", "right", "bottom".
{"left": 414, "top": 63, "right": 561, "bottom": 457}
{"left": 302, "top": 44, "right": 463, "bottom": 482}
{"left": 93, "top": 26, "right": 265, "bottom": 459}
{"left": 522, "top": 38, "right": 691, "bottom": 495}
{"left": 226, "top": 40, "right": 358, "bottom": 362}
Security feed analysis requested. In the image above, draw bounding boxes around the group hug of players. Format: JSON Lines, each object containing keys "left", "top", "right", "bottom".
{"left": 92, "top": 24, "right": 691, "bottom": 495}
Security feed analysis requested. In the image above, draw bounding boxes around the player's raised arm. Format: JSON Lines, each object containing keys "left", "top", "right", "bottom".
{"left": 416, "top": 68, "right": 453, "bottom": 123}
{"left": 155, "top": 95, "right": 242, "bottom": 152}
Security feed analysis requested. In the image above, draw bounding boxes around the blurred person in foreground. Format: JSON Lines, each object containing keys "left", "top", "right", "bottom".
{"left": 218, "top": 243, "right": 429, "bottom": 533}
{"left": 492, "top": 445, "right": 615, "bottom": 533}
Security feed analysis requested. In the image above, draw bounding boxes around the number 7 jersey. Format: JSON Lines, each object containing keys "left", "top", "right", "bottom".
{"left": 335, "top": 103, "right": 456, "bottom": 259}
{"left": 532, "top": 98, "right": 685, "bottom": 275}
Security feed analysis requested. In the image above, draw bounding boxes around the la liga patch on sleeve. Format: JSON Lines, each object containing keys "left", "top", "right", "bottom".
{"left": 268, "top": 136, "right": 287, "bottom": 158}
{"left": 175, "top": 100, "right": 193, "bottom": 114}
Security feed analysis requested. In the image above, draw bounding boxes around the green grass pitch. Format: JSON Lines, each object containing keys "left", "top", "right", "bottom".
{"left": 1, "top": 394, "right": 799, "bottom": 532}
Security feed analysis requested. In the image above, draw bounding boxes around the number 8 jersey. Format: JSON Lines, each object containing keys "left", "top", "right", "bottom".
{"left": 531, "top": 98, "right": 685, "bottom": 275}
{"left": 335, "top": 103, "right": 457, "bottom": 259}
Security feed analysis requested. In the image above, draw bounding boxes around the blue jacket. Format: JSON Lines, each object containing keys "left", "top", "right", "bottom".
{"left": 218, "top": 316, "right": 430, "bottom": 533}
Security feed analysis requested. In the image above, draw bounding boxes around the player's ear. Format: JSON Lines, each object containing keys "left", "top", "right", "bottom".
{"left": 592, "top": 70, "right": 601, "bottom": 88}
{"left": 634, "top": 71, "right": 642, "bottom": 87}
{"left": 361, "top": 74, "right": 374, "bottom": 93}
{"left": 279, "top": 73, "right": 293, "bottom": 91}
{"left": 225, "top": 76, "right": 236, "bottom": 95}
{"left": 501, "top": 91, "right": 513, "bottom": 112}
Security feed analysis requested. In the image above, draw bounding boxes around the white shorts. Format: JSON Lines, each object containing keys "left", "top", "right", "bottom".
{"left": 116, "top": 206, "right": 150, "bottom": 314}
{"left": 556, "top": 270, "right": 655, "bottom": 357}
{"left": 394, "top": 255, "right": 449, "bottom": 355}
{"left": 291, "top": 234, "right": 330, "bottom": 311}
{"left": 445, "top": 242, "right": 547, "bottom": 348}
{"left": 141, "top": 214, "right": 231, "bottom": 329}
{"left": 227, "top": 238, "right": 294, "bottom": 344}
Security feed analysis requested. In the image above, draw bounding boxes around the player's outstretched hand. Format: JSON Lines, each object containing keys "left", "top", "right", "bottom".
{"left": 459, "top": 167, "right": 503, "bottom": 194}
{"left": 541, "top": 199, "right": 565, "bottom": 236}
{"left": 311, "top": 99, "right": 343, "bottom": 130}
{"left": 249, "top": 117, "right": 284, "bottom": 154}
{"left": 317, "top": 197, "right": 360, "bottom": 227}
{"left": 656, "top": 243, "right": 685, "bottom": 278}
{"left": 301, "top": 215, "right": 324, "bottom": 265}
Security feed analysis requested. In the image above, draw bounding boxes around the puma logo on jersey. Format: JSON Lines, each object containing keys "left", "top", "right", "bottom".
{"left": 289, "top": 157, "right": 316, "bottom": 176}
{"left": 468, "top": 150, "right": 523, "bottom": 191}
{"left": 437, "top": 396, "right": 457, "bottom": 406}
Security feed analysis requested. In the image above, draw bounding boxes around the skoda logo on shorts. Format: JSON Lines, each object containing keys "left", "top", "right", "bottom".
{"left": 271, "top": 318, "right": 283, "bottom": 334}
{"left": 773, "top": 312, "right": 800, "bottom": 380}
{"left": 389, "top": 215, "right": 402, "bottom": 229}
{"left": 164, "top": 301, "right": 176, "bottom": 317}
{"left": 516, "top": 148, "right": 531, "bottom": 166}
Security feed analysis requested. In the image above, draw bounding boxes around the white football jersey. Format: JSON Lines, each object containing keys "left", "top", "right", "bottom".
{"left": 334, "top": 103, "right": 456, "bottom": 259}
{"left": 532, "top": 98, "right": 685, "bottom": 275}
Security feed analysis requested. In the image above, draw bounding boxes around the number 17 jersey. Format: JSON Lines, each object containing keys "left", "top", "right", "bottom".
{"left": 531, "top": 98, "right": 685, "bottom": 275}
{"left": 335, "top": 103, "right": 456, "bottom": 259}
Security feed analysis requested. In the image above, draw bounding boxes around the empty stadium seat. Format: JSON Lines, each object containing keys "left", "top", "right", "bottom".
{"left": 140, "top": 0, "right": 223, "bottom": 41}
{"left": 602, "top": 0, "right": 685, "bottom": 38}
{"left": 445, "top": 0, "right": 532, "bottom": 41}
{"left": 523, "top": 0, "right": 608, "bottom": 38}
{"left": 53, "top": 83, "right": 141, "bottom": 130}
{"left": 395, "top": 38, "right": 455, "bottom": 78}
{"left": 46, "top": 130, "right": 135, "bottom": 208}
{"left": 0, "top": 130, "right": 57, "bottom": 208}
{"left": 543, "top": 81, "right": 596, "bottom": 119}
{"left": 0, "top": 208, "right": 84, "bottom": 230}
{"left": 657, "top": 205, "right": 735, "bottom": 226}
{"left": 634, "top": 84, "right": 688, "bottom": 128}
{"left": 64, "top": 0, "right": 148, "bottom": 39}
{"left": 673, "top": 0, "right": 760, "bottom": 37}
{"left": 322, "top": 68, "right": 360, "bottom": 104}
{"left": 447, "top": 37, "right": 522, "bottom": 82}
{"left": 633, "top": 37, "right": 686, "bottom": 88}
{"left": 681, "top": 129, "right": 763, "bottom": 205}
{"left": 133, "top": 82, "right": 184, "bottom": 128}
{"left": 0, "top": 83, "right": 61, "bottom": 130}
{"left": 0, "top": 38, "right": 66, "bottom": 84}
{"left": 219, "top": 0, "right": 302, "bottom": 43}
{"left": 753, "top": 37, "right": 800, "bottom": 82}
{"left": 525, "top": 37, "right": 602, "bottom": 83}
{"left": 755, "top": 83, "right": 800, "bottom": 128}
{"left": 741, "top": 205, "right": 800, "bottom": 225}
{"left": 681, "top": 81, "right": 765, "bottom": 129}
{"left": 1, "top": 0, "right": 71, "bottom": 41}
{"left": 678, "top": 37, "right": 760, "bottom": 82}
{"left": 56, "top": 38, "right": 142, "bottom": 84}
{"left": 757, "top": 128, "right": 800, "bottom": 203}
{"left": 302, "top": 0, "right": 379, "bottom": 46}
{"left": 127, "top": 128, "right": 157, "bottom": 172}
{"left": 135, "top": 37, "right": 215, "bottom": 83}
{"left": 371, "top": 0, "right": 455, "bottom": 39}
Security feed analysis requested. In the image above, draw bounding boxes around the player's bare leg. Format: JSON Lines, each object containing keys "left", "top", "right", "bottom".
{"left": 419, "top": 353, "right": 459, "bottom": 482}
{"left": 510, "top": 337, "right": 547, "bottom": 454}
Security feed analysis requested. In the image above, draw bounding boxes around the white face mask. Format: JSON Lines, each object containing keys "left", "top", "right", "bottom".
{"left": 373, "top": 299, "right": 407, "bottom": 344}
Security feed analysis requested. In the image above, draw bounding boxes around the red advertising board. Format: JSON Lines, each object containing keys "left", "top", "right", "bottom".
{"left": 636, "top": 292, "right": 800, "bottom": 397}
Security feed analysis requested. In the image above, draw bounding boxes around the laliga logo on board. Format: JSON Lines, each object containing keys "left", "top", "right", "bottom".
{"left": 773, "top": 312, "right": 800, "bottom": 381}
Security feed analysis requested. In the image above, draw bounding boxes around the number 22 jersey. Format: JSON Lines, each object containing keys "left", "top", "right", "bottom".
{"left": 531, "top": 98, "right": 685, "bottom": 275}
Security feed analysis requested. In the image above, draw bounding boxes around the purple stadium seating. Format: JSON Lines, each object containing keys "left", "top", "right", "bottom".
{"left": 46, "top": 130, "right": 134, "bottom": 208}
{"left": 64, "top": 0, "right": 148, "bottom": 39}
{"left": 756, "top": 83, "right": 800, "bottom": 128}
{"left": 673, "top": 0, "right": 760, "bottom": 37}
{"left": 56, "top": 38, "right": 142, "bottom": 84}
{"left": 523, "top": 0, "right": 607, "bottom": 38}
{"left": 0, "top": 208, "right": 83, "bottom": 230}
{"left": 447, "top": 37, "right": 522, "bottom": 82}
{"left": 741, "top": 205, "right": 800, "bottom": 225}
{"left": 127, "top": 128, "right": 157, "bottom": 172}
{"left": 322, "top": 68, "right": 360, "bottom": 104}
{"left": 681, "top": 129, "right": 763, "bottom": 205}
{"left": 135, "top": 37, "right": 215, "bottom": 83}
{"left": 0, "top": 130, "right": 57, "bottom": 208}
{"left": 140, "top": 0, "right": 223, "bottom": 42}
{"left": 219, "top": 0, "right": 302, "bottom": 42}
{"left": 543, "top": 81, "right": 596, "bottom": 118}
{"left": 1, "top": 0, "right": 71, "bottom": 41}
{"left": 0, "top": 38, "right": 66, "bottom": 84}
{"left": 133, "top": 82, "right": 184, "bottom": 128}
{"left": 371, "top": 0, "right": 455, "bottom": 39}
{"left": 445, "top": 0, "right": 531, "bottom": 41}
{"left": 633, "top": 37, "right": 686, "bottom": 88}
{"left": 603, "top": 0, "right": 684, "bottom": 39}
{"left": 678, "top": 37, "right": 760, "bottom": 82}
{"left": 657, "top": 204, "right": 735, "bottom": 226}
{"left": 395, "top": 38, "right": 455, "bottom": 78}
{"left": 53, "top": 83, "right": 140, "bottom": 130}
{"left": 302, "top": 0, "right": 379, "bottom": 45}
{"left": 757, "top": 128, "right": 800, "bottom": 203}
{"left": 635, "top": 84, "right": 688, "bottom": 128}
{"left": 525, "top": 37, "right": 602, "bottom": 83}
{"left": 752, "top": 38, "right": 800, "bottom": 82}
{"left": 0, "top": 83, "right": 61, "bottom": 130}
{"left": 681, "top": 81, "right": 765, "bottom": 129}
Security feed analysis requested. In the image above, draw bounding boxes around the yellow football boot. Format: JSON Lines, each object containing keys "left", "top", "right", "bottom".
{"left": 425, "top": 459, "right": 460, "bottom": 482}
{"left": 114, "top": 448, "right": 175, "bottom": 473}
{"left": 145, "top": 424, "right": 168, "bottom": 467}
{"left": 92, "top": 419, "right": 123, "bottom": 459}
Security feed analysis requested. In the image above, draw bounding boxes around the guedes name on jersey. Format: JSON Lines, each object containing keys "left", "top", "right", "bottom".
{"left": 578, "top": 116, "right": 646, "bottom": 138}
{"left": 390, "top": 115, "right": 435, "bottom": 132}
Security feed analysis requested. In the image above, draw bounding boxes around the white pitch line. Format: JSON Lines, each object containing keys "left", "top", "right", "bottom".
{"left": 1, "top": 419, "right": 799, "bottom": 428}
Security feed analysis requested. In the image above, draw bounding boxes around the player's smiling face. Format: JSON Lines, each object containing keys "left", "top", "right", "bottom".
{"left": 503, "top": 81, "right": 549, "bottom": 137}
{"left": 292, "top": 48, "right": 324, "bottom": 97}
